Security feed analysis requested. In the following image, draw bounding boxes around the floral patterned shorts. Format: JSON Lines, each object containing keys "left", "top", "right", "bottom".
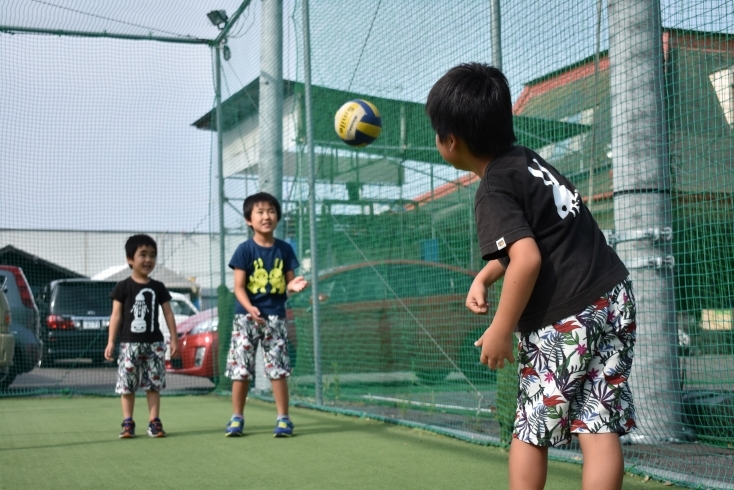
{"left": 225, "top": 314, "right": 292, "bottom": 381}
{"left": 115, "top": 342, "right": 166, "bottom": 394}
{"left": 514, "top": 278, "right": 637, "bottom": 447}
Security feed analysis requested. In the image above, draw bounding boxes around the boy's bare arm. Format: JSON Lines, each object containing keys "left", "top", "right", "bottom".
{"left": 161, "top": 302, "right": 178, "bottom": 358}
{"left": 475, "top": 237, "right": 541, "bottom": 369}
{"left": 285, "top": 270, "right": 308, "bottom": 293}
{"left": 104, "top": 300, "right": 123, "bottom": 361}
{"left": 466, "top": 260, "right": 506, "bottom": 315}
{"left": 233, "top": 268, "right": 264, "bottom": 324}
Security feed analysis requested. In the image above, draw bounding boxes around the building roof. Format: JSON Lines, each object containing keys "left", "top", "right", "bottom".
{"left": 0, "top": 245, "right": 86, "bottom": 292}
{"left": 192, "top": 77, "right": 591, "bottom": 165}
{"left": 92, "top": 264, "right": 200, "bottom": 292}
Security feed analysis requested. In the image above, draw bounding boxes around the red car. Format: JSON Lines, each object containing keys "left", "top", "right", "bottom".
{"left": 166, "top": 308, "right": 219, "bottom": 380}
{"left": 166, "top": 308, "right": 297, "bottom": 380}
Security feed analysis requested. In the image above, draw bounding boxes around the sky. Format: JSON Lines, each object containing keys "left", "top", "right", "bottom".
{"left": 1, "top": 0, "right": 732, "bottom": 233}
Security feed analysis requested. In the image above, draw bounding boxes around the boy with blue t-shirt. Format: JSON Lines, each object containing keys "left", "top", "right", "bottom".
{"left": 224, "top": 192, "right": 307, "bottom": 437}
{"left": 427, "top": 63, "right": 636, "bottom": 490}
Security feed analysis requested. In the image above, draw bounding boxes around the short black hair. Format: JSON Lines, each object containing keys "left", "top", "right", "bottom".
{"left": 125, "top": 234, "right": 157, "bottom": 265}
{"left": 243, "top": 192, "right": 282, "bottom": 222}
{"left": 426, "top": 63, "right": 516, "bottom": 159}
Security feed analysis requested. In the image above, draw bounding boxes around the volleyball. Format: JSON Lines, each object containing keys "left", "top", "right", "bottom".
{"left": 334, "top": 99, "right": 382, "bottom": 147}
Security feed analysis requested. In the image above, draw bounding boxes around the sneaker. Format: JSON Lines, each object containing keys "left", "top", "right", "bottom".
{"left": 273, "top": 417, "right": 294, "bottom": 437}
{"left": 119, "top": 419, "right": 136, "bottom": 439}
{"left": 225, "top": 416, "right": 244, "bottom": 437}
{"left": 147, "top": 418, "right": 167, "bottom": 438}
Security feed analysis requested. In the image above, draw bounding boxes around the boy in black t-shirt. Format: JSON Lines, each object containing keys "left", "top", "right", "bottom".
{"left": 224, "top": 192, "right": 307, "bottom": 437}
{"left": 105, "top": 234, "right": 179, "bottom": 438}
{"left": 426, "top": 63, "right": 637, "bottom": 490}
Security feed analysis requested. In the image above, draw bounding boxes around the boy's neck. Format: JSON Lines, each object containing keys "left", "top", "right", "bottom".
{"left": 470, "top": 156, "right": 493, "bottom": 178}
{"left": 130, "top": 272, "right": 150, "bottom": 284}
{"left": 252, "top": 232, "right": 275, "bottom": 247}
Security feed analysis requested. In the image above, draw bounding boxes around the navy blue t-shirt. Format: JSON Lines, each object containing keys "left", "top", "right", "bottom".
{"left": 229, "top": 238, "right": 300, "bottom": 317}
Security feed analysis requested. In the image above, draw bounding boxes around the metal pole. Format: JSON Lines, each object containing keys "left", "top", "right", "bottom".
{"left": 259, "top": 0, "right": 284, "bottom": 239}
{"left": 214, "top": 0, "right": 254, "bottom": 45}
{"left": 607, "top": 0, "right": 690, "bottom": 442}
{"left": 215, "top": 45, "right": 226, "bottom": 289}
{"left": 302, "top": 0, "right": 323, "bottom": 406}
{"left": 0, "top": 25, "right": 210, "bottom": 44}
{"left": 490, "top": 0, "right": 502, "bottom": 70}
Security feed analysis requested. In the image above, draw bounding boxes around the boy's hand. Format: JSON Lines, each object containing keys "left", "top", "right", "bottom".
{"left": 466, "top": 278, "right": 489, "bottom": 315}
{"left": 104, "top": 342, "right": 115, "bottom": 361}
{"left": 246, "top": 306, "right": 266, "bottom": 324}
{"left": 287, "top": 276, "right": 308, "bottom": 293}
{"left": 169, "top": 339, "right": 179, "bottom": 359}
{"left": 474, "top": 325, "right": 515, "bottom": 370}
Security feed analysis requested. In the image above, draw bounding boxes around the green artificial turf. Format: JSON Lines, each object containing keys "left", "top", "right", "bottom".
{"left": 0, "top": 395, "right": 675, "bottom": 490}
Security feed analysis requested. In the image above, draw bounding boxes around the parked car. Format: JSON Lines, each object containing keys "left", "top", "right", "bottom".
{"left": 166, "top": 308, "right": 297, "bottom": 381}
{"left": 167, "top": 308, "right": 219, "bottom": 380}
{"left": 37, "top": 279, "right": 117, "bottom": 365}
{"left": 287, "top": 260, "right": 495, "bottom": 383}
{"left": 0, "top": 266, "right": 42, "bottom": 384}
{"left": 159, "top": 292, "right": 199, "bottom": 361}
{"left": 0, "top": 277, "right": 16, "bottom": 390}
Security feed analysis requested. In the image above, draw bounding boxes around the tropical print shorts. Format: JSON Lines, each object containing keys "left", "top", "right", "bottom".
{"left": 514, "top": 278, "right": 637, "bottom": 447}
{"left": 115, "top": 342, "right": 166, "bottom": 395}
{"left": 225, "top": 314, "right": 292, "bottom": 381}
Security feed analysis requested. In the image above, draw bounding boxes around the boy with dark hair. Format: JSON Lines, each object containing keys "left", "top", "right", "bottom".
{"left": 105, "top": 234, "right": 178, "bottom": 438}
{"left": 427, "top": 63, "right": 637, "bottom": 490}
{"left": 224, "top": 192, "right": 307, "bottom": 437}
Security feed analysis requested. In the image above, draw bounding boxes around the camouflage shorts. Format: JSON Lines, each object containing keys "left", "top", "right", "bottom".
{"left": 225, "top": 314, "right": 292, "bottom": 381}
{"left": 514, "top": 278, "right": 637, "bottom": 447}
{"left": 115, "top": 342, "right": 166, "bottom": 394}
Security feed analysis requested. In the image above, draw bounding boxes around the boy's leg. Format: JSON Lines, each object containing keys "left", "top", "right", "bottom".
{"left": 271, "top": 378, "right": 289, "bottom": 416}
{"left": 146, "top": 390, "right": 160, "bottom": 420}
{"left": 224, "top": 315, "right": 258, "bottom": 436}
{"left": 261, "top": 316, "right": 293, "bottom": 436}
{"left": 137, "top": 342, "right": 166, "bottom": 420}
{"left": 121, "top": 393, "right": 135, "bottom": 419}
{"left": 232, "top": 379, "right": 250, "bottom": 415}
{"left": 577, "top": 433, "right": 624, "bottom": 490}
{"left": 509, "top": 439, "right": 548, "bottom": 490}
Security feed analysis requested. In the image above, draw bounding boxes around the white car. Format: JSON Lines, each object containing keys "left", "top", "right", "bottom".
{"left": 159, "top": 292, "right": 198, "bottom": 360}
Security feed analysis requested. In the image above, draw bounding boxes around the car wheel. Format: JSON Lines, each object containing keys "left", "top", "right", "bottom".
{"left": 0, "top": 366, "right": 16, "bottom": 391}
{"left": 41, "top": 351, "right": 56, "bottom": 367}
{"left": 91, "top": 354, "right": 109, "bottom": 367}
{"left": 458, "top": 328, "right": 497, "bottom": 385}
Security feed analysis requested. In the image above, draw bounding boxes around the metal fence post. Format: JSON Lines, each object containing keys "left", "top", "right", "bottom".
{"left": 608, "top": 0, "right": 690, "bottom": 442}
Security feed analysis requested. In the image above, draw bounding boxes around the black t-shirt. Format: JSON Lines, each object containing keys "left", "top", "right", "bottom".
{"left": 110, "top": 277, "right": 172, "bottom": 342}
{"left": 474, "top": 146, "right": 629, "bottom": 333}
{"left": 229, "top": 238, "right": 300, "bottom": 317}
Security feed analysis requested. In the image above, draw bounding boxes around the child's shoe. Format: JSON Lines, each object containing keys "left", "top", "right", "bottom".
{"left": 147, "top": 418, "right": 167, "bottom": 438}
{"left": 119, "top": 419, "right": 136, "bottom": 438}
{"left": 225, "top": 416, "right": 244, "bottom": 437}
{"left": 273, "top": 417, "right": 294, "bottom": 437}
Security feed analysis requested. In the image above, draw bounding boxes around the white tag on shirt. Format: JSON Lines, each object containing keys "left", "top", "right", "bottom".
{"left": 496, "top": 237, "right": 507, "bottom": 250}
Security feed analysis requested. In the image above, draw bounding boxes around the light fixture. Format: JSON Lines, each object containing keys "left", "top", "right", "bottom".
{"left": 207, "top": 10, "right": 228, "bottom": 29}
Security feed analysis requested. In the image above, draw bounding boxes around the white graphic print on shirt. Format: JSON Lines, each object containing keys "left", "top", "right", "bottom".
{"left": 130, "top": 288, "right": 156, "bottom": 333}
{"left": 527, "top": 159, "right": 580, "bottom": 219}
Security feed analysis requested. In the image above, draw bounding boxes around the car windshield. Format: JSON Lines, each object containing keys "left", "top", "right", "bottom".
{"left": 170, "top": 300, "right": 195, "bottom": 316}
{"left": 51, "top": 282, "right": 115, "bottom": 316}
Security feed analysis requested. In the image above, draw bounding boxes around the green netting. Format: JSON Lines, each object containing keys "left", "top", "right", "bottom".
{"left": 2, "top": 0, "right": 734, "bottom": 488}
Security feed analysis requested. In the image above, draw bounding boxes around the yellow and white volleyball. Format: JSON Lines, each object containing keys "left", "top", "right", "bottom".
{"left": 334, "top": 99, "right": 382, "bottom": 147}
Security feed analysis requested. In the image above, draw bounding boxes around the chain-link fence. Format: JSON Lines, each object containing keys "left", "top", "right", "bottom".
{"left": 1, "top": 0, "right": 733, "bottom": 487}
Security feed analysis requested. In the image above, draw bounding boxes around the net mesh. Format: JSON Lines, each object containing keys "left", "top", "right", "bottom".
{"left": 1, "top": 0, "right": 734, "bottom": 487}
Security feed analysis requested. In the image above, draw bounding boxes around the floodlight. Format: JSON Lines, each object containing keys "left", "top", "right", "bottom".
{"left": 207, "top": 10, "right": 228, "bottom": 28}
